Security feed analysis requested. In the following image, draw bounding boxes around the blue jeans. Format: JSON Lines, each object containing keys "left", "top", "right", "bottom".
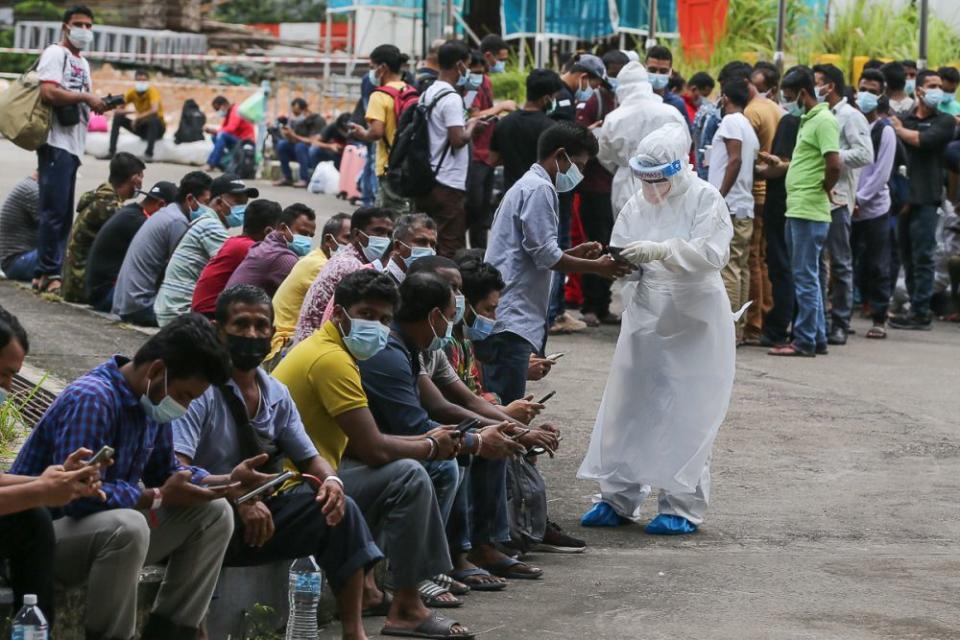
{"left": 277, "top": 140, "right": 340, "bottom": 181}
{"left": 36, "top": 145, "right": 80, "bottom": 277}
{"left": 447, "top": 458, "right": 510, "bottom": 552}
{"left": 473, "top": 331, "right": 534, "bottom": 405}
{"left": 207, "top": 131, "right": 239, "bottom": 168}
{"left": 421, "top": 459, "right": 459, "bottom": 526}
{"left": 897, "top": 204, "right": 939, "bottom": 317}
{"left": 360, "top": 143, "right": 377, "bottom": 206}
{"left": 2, "top": 250, "right": 38, "bottom": 281}
{"left": 787, "top": 218, "right": 829, "bottom": 353}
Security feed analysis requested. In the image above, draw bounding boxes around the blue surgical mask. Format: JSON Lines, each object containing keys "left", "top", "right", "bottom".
{"left": 466, "top": 73, "right": 484, "bottom": 91}
{"left": 139, "top": 370, "right": 188, "bottom": 424}
{"left": 134, "top": 81, "right": 149, "bottom": 94}
{"left": 192, "top": 203, "right": 215, "bottom": 221}
{"left": 225, "top": 204, "right": 246, "bottom": 228}
{"left": 453, "top": 294, "right": 465, "bottom": 324}
{"left": 943, "top": 91, "right": 956, "bottom": 104}
{"left": 608, "top": 78, "right": 619, "bottom": 92}
{"left": 289, "top": 234, "right": 312, "bottom": 257}
{"left": 649, "top": 73, "right": 670, "bottom": 91}
{"left": 491, "top": 60, "right": 506, "bottom": 74}
{"left": 576, "top": 84, "right": 594, "bottom": 102}
{"left": 815, "top": 85, "right": 829, "bottom": 103}
{"left": 922, "top": 88, "right": 944, "bottom": 109}
{"left": 905, "top": 78, "right": 916, "bottom": 96}
{"left": 340, "top": 313, "right": 390, "bottom": 361}
{"left": 465, "top": 305, "right": 495, "bottom": 342}
{"left": 555, "top": 151, "right": 584, "bottom": 193}
{"left": 404, "top": 246, "right": 435, "bottom": 267}
{"left": 856, "top": 91, "right": 879, "bottom": 114}
{"left": 780, "top": 99, "right": 804, "bottom": 118}
{"left": 427, "top": 310, "right": 453, "bottom": 351}
{"left": 456, "top": 65, "right": 470, "bottom": 88}
{"left": 361, "top": 233, "right": 390, "bottom": 263}
{"left": 367, "top": 69, "right": 379, "bottom": 86}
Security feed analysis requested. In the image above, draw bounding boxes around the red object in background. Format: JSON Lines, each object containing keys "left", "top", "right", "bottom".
{"left": 565, "top": 194, "right": 585, "bottom": 308}
{"left": 677, "top": 0, "right": 729, "bottom": 61}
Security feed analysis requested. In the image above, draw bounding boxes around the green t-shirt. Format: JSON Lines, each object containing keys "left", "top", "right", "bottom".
{"left": 785, "top": 102, "right": 840, "bottom": 223}
{"left": 939, "top": 99, "right": 960, "bottom": 116}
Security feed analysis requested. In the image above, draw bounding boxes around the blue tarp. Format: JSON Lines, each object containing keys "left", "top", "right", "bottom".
{"left": 501, "top": 0, "right": 614, "bottom": 40}
{"left": 612, "top": 0, "right": 677, "bottom": 35}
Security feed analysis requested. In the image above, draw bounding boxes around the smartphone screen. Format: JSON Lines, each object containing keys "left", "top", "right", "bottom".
{"left": 85, "top": 445, "right": 114, "bottom": 466}
{"left": 236, "top": 471, "right": 295, "bottom": 504}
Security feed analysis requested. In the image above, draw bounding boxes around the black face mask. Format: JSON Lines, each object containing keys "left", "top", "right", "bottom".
{"left": 226, "top": 334, "right": 271, "bottom": 371}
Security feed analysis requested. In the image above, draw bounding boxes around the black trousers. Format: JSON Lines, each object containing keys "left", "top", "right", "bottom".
{"left": 223, "top": 485, "right": 382, "bottom": 591}
{"left": 763, "top": 198, "right": 795, "bottom": 344}
{"left": 465, "top": 160, "right": 494, "bottom": 249}
{"left": 579, "top": 190, "right": 615, "bottom": 316}
{"left": 851, "top": 213, "right": 892, "bottom": 323}
{"left": 0, "top": 508, "right": 56, "bottom": 626}
{"left": 110, "top": 113, "right": 166, "bottom": 156}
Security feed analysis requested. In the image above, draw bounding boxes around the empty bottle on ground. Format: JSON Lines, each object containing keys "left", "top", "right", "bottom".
{"left": 285, "top": 555, "right": 322, "bottom": 640}
{"left": 11, "top": 594, "right": 48, "bottom": 640}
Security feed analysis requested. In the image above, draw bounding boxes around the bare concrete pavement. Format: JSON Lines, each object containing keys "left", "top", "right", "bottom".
{"left": 1, "top": 143, "right": 959, "bottom": 639}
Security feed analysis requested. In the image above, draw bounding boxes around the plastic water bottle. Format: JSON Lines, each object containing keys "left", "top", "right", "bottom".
{"left": 285, "top": 556, "right": 322, "bottom": 640}
{"left": 11, "top": 594, "right": 48, "bottom": 640}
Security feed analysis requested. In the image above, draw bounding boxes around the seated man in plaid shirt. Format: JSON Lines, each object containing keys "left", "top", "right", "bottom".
{"left": 11, "top": 314, "right": 265, "bottom": 640}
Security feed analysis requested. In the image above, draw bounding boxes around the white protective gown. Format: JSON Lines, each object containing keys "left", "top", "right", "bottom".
{"left": 578, "top": 130, "right": 736, "bottom": 525}
{"left": 595, "top": 61, "right": 690, "bottom": 213}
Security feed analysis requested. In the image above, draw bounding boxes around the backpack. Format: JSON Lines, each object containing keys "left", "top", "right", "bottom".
{"left": 0, "top": 58, "right": 52, "bottom": 151}
{"left": 372, "top": 84, "right": 420, "bottom": 138}
{"left": 384, "top": 88, "right": 456, "bottom": 199}
{"left": 871, "top": 118, "right": 909, "bottom": 206}
{"left": 174, "top": 99, "right": 206, "bottom": 144}
{"left": 226, "top": 140, "right": 257, "bottom": 179}
{"left": 505, "top": 457, "right": 548, "bottom": 552}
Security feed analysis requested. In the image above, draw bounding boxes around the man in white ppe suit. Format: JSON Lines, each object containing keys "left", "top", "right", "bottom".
{"left": 595, "top": 61, "right": 689, "bottom": 214}
{"left": 578, "top": 123, "right": 737, "bottom": 534}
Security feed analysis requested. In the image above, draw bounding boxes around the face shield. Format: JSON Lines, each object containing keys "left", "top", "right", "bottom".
{"left": 629, "top": 156, "right": 684, "bottom": 205}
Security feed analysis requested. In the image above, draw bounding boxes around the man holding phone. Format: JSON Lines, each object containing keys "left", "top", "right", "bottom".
{"left": 173, "top": 285, "right": 383, "bottom": 640}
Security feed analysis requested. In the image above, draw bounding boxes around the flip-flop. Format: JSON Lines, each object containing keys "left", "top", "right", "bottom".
{"left": 478, "top": 556, "right": 543, "bottom": 580}
{"left": 768, "top": 344, "right": 815, "bottom": 357}
{"left": 417, "top": 579, "right": 462, "bottom": 608}
{"left": 432, "top": 573, "right": 470, "bottom": 596}
{"left": 866, "top": 325, "right": 887, "bottom": 339}
{"left": 381, "top": 612, "right": 474, "bottom": 639}
{"left": 449, "top": 567, "right": 507, "bottom": 592}
{"left": 361, "top": 590, "right": 393, "bottom": 617}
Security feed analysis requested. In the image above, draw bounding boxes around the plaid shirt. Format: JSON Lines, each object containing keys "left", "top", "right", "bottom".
{"left": 294, "top": 244, "right": 366, "bottom": 344}
{"left": 11, "top": 356, "right": 207, "bottom": 518}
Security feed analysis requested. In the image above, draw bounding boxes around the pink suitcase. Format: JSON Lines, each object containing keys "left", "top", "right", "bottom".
{"left": 337, "top": 144, "right": 366, "bottom": 204}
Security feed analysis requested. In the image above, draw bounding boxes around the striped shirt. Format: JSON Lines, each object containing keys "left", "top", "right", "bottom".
{"left": 294, "top": 243, "right": 366, "bottom": 344}
{"left": 154, "top": 212, "right": 228, "bottom": 326}
{"left": 10, "top": 356, "right": 208, "bottom": 518}
{"left": 0, "top": 177, "right": 40, "bottom": 271}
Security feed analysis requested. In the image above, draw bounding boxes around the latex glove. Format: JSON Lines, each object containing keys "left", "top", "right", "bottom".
{"left": 620, "top": 240, "right": 669, "bottom": 265}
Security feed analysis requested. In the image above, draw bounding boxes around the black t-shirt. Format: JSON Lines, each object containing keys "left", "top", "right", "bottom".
{"left": 901, "top": 108, "right": 956, "bottom": 205}
{"left": 764, "top": 114, "right": 801, "bottom": 219}
{"left": 550, "top": 85, "right": 577, "bottom": 122}
{"left": 491, "top": 110, "right": 558, "bottom": 190}
{"left": 85, "top": 203, "right": 147, "bottom": 301}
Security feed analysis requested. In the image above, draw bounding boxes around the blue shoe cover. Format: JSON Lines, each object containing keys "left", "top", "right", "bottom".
{"left": 644, "top": 514, "right": 698, "bottom": 535}
{"left": 580, "top": 502, "right": 627, "bottom": 527}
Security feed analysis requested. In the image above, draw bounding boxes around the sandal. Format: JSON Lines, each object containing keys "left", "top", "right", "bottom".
{"left": 866, "top": 325, "right": 887, "bottom": 339}
{"left": 361, "top": 590, "right": 393, "bottom": 617}
{"left": 478, "top": 556, "right": 543, "bottom": 580}
{"left": 432, "top": 573, "right": 470, "bottom": 596}
{"left": 417, "top": 579, "right": 462, "bottom": 608}
{"left": 381, "top": 612, "right": 474, "bottom": 639}
{"left": 33, "top": 275, "right": 61, "bottom": 295}
{"left": 768, "top": 344, "right": 815, "bottom": 358}
{"left": 449, "top": 567, "right": 507, "bottom": 592}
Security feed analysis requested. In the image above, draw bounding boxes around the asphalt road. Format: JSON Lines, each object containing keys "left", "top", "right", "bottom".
{"left": 1, "top": 141, "right": 959, "bottom": 639}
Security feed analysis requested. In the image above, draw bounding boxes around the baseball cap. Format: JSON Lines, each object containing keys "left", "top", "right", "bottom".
{"left": 571, "top": 54, "right": 609, "bottom": 86}
{"left": 211, "top": 173, "right": 260, "bottom": 199}
{"left": 138, "top": 181, "right": 177, "bottom": 204}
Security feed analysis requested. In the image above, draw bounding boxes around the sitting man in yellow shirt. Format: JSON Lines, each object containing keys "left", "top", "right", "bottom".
{"left": 105, "top": 69, "right": 165, "bottom": 161}
{"left": 265, "top": 212, "right": 352, "bottom": 367}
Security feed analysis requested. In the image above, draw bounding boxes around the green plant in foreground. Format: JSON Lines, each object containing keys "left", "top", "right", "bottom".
{"left": 0, "top": 375, "right": 46, "bottom": 458}
{"left": 239, "top": 603, "right": 283, "bottom": 640}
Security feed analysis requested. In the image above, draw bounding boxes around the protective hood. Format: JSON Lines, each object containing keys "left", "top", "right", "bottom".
{"left": 614, "top": 61, "right": 657, "bottom": 104}
{"left": 629, "top": 122, "right": 695, "bottom": 203}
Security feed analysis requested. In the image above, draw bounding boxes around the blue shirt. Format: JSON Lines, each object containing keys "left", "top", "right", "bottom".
{"left": 172, "top": 368, "right": 318, "bottom": 475}
{"left": 484, "top": 163, "right": 564, "bottom": 349}
{"left": 663, "top": 90, "right": 692, "bottom": 127}
{"left": 358, "top": 331, "right": 438, "bottom": 436}
{"left": 11, "top": 356, "right": 207, "bottom": 518}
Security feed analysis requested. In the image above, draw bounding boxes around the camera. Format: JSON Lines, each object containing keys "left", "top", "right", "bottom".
{"left": 102, "top": 94, "right": 126, "bottom": 109}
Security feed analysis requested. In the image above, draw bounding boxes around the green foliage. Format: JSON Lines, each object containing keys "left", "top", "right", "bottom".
{"left": 243, "top": 604, "right": 283, "bottom": 640}
{"left": 215, "top": 0, "right": 327, "bottom": 24}
{"left": 13, "top": 0, "right": 61, "bottom": 21}
{"left": 0, "top": 376, "right": 46, "bottom": 459}
{"left": 490, "top": 68, "right": 526, "bottom": 103}
{"left": 0, "top": 28, "right": 36, "bottom": 74}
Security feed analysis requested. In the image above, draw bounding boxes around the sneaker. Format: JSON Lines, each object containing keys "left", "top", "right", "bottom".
{"left": 549, "top": 312, "right": 587, "bottom": 335}
{"left": 827, "top": 326, "right": 847, "bottom": 345}
{"left": 889, "top": 314, "right": 933, "bottom": 330}
{"left": 534, "top": 520, "right": 587, "bottom": 553}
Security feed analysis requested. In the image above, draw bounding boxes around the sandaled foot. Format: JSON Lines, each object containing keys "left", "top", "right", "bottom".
{"left": 273, "top": 178, "right": 294, "bottom": 186}
{"left": 35, "top": 275, "right": 61, "bottom": 295}
{"left": 381, "top": 612, "right": 474, "bottom": 639}
{"left": 475, "top": 556, "right": 543, "bottom": 580}
{"left": 449, "top": 567, "right": 506, "bottom": 592}
{"left": 768, "top": 344, "right": 814, "bottom": 357}
{"left": 432, "top": 573, "right": 470, "bottom": 596}
{"left": 361, "top": 590, "right": 393, "bottom": 617}
{"left": 417, "top": 580, "right": 461, "bottom": 608}
{"left": 580, "top": 312, "right": 600, "bottom": 328}
{"left": 866, "top": 324, "right": 887, "bottom": 339}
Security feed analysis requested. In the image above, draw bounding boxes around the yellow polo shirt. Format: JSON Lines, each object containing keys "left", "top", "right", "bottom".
{"left": 124, "top": 86, "right": 164, "bottom": 120}
{"left": 273, "top": 321, "right": 366, "bottom": 470}
{"left": 365, "top": 80, "right": 406, "bottom": 176}
{"left": 269, "top": 248, "right": 329, "bottom": 360}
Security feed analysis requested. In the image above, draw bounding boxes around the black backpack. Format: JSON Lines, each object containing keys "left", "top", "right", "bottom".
{"left": 174, "top": 99, "right": 206, "bottom": 144}
{"left": 385, "top": 89, "right": 456, "bottom": 199}
{"left": 226, "top": 140, "right": 257, "bottom": 179}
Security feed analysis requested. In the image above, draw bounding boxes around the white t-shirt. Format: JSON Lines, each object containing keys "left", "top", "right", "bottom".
{"left": 421, "top": 80, "right": 468, "bottom": 191}
{"left": 36, "top": 44, "right": 91, "bottom": 158}
{"left": 707, "top": 111, "right": 759, "bottom": 218}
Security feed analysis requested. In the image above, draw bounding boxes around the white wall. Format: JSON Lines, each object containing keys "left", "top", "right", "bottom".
{"left": 353, "top": 7, "right": 422, "bottom": 57}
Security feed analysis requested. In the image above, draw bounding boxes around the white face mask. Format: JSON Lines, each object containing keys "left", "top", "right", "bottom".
{"left": 642, "top": 181, "right": 673, "bottom": 204}
{"left": 67, "top": 26, "right": 94, "bottom": 51}
{"left": 134, "top": 81, "right": 149, "bottom": 94}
